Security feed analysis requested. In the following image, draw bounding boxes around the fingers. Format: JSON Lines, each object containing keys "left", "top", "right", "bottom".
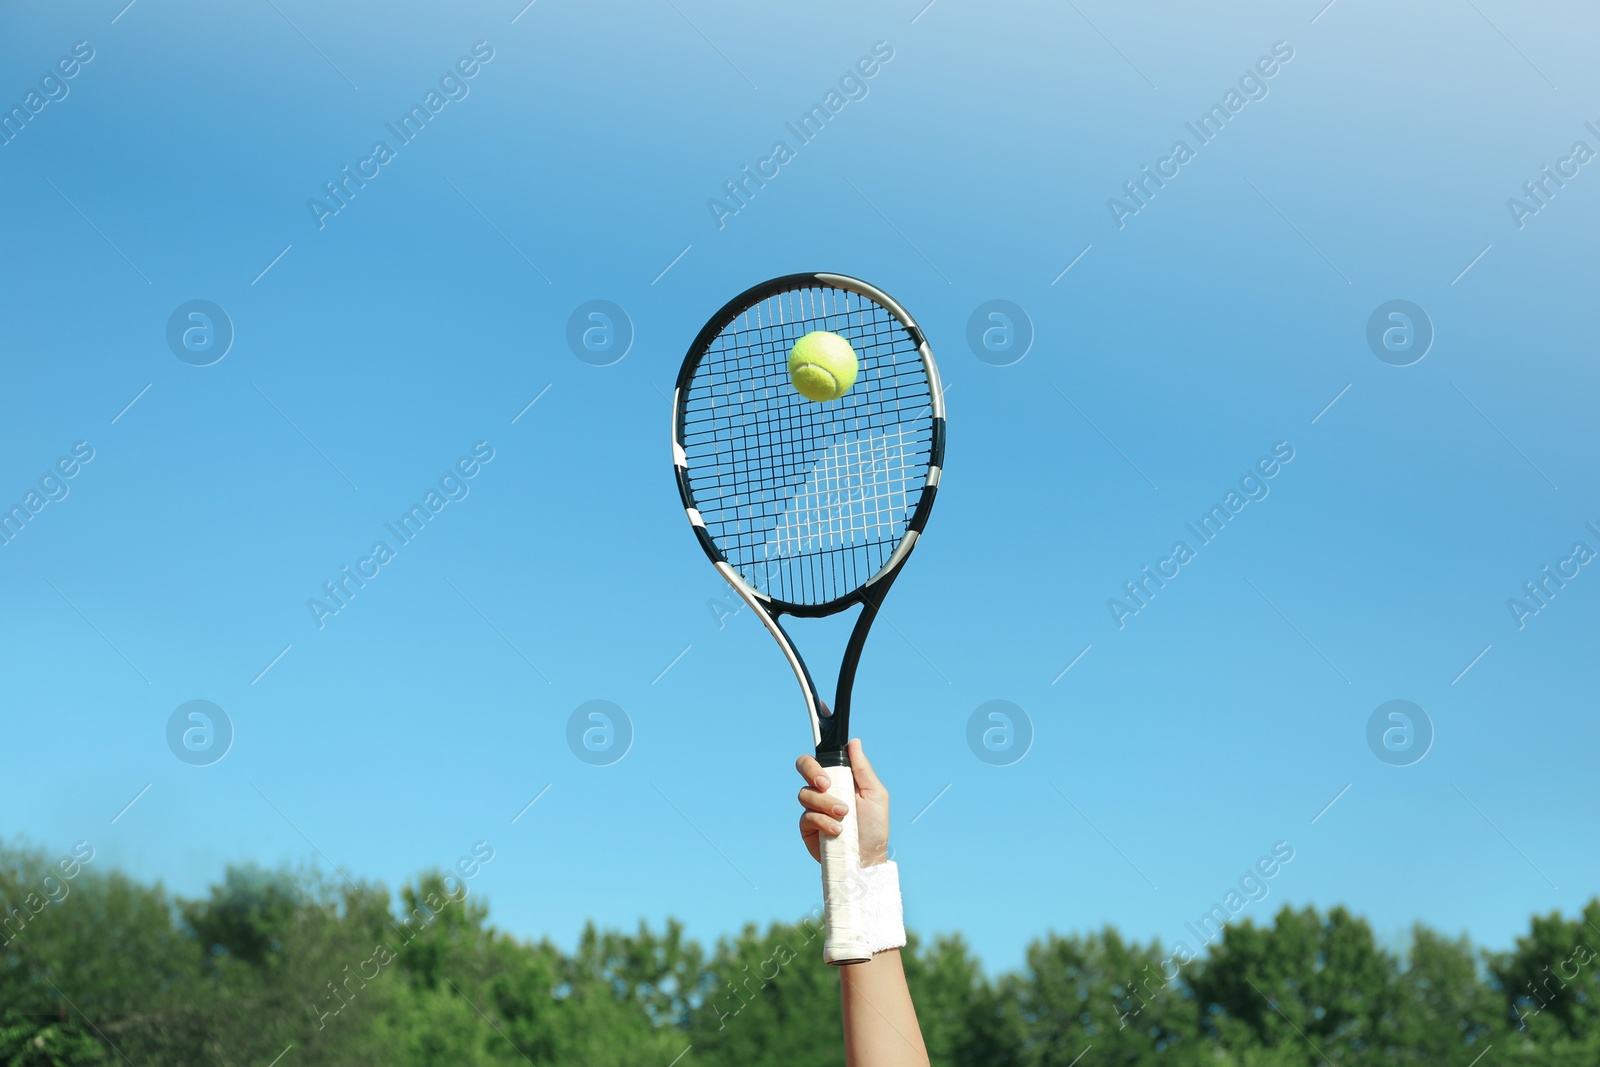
{"left": 794, "top": 753, "right": 830, "bottom": 793}
{"left": 800, "top": 810, "right": 844, "bottom": 838}
{"left": 798, "top": 785, "right": 849, "bottom": 818}
{"left": 847, "top": 738, "right": 887, "bottom": 797}
{"left": 797, "top": 755, "right": 846, "bottom": 865}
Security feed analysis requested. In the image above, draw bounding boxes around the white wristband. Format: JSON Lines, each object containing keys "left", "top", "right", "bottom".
{"left": 855, "top": 860, "right": 906, "bottom": 954}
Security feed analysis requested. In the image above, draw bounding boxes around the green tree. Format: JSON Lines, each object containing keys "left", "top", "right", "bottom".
{"left": 903, "top": 932, "right": 1024, "bottom": 1066}
{"left": 1386, "top": 926, "right": 1500, "bottom": 1064}
{"left": 383, "top": 877, "right": 690, "bottom": 1065}
{"left": 1490, "top": 900, "right": 1600, "bottom": 1042}
{"left": 1187, "top": 906, "right": 1399, "bottom": 1064}
{"left": 6, "top": 838, "right": 1600, "bottom": 1067}
{"left": 1006, "top": 929, "right": 1193, "bottom": 1066}
{"left": 2, "top": 843, "right": 199, "bottom": 1066}
{"left": 686, "top": 916, "right": 845, "bottom": 1066}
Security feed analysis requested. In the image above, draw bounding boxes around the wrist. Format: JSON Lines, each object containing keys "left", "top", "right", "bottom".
{"left": 855, "top": 859, "right": 905, "bottom": 954}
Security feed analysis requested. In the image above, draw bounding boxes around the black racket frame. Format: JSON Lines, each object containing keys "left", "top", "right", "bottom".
{"left": 671, "top": 272, "right": 945, "bottom": 768}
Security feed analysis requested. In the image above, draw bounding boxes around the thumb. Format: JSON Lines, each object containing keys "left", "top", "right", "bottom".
{"left": 847, "top": 738, "right": 884, "bottom": 794}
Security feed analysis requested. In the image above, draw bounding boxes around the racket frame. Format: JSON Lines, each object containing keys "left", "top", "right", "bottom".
{"left": 672, "top": 272, "right": 944, "bottom": 964}
{"left": 673, "top": 272, "right": 944, "bottom": 758}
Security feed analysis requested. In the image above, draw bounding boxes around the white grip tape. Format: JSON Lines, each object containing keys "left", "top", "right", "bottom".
{"left": 820, "top": 765, "right": 871, "bottom": 965}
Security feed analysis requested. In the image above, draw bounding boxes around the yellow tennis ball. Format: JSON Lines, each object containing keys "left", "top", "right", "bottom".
{"left": 788, "top": 331, "right": 859, "bottom": 402}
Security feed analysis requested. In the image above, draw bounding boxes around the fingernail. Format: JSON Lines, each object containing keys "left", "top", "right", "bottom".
{"left": 832, "top": 804, "right": 848, "bottom": 817}
{"left": 830, "top": 822, "right": 843, "bottom": 835}
{"left": 815, "top": 775, "right": 829, "bottom": 790}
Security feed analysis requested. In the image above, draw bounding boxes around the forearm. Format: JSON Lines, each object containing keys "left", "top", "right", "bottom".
{"left": 840, "top": 949, "right": 929, "bottom": 1067}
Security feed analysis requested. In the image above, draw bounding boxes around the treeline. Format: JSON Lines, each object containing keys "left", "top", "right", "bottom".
{"left": 2, "top": 841, "right": 1596, "bottom": 1066}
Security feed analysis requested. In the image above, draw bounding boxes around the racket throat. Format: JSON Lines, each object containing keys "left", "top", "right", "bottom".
{"left": 814, "top": 691, "right": 855, "bottom": 765}
{"left": 813, "top": 574, "right": 893, "bottom": 764}
{"left": 815, "top": 704, "right": 850, "bottom": 766}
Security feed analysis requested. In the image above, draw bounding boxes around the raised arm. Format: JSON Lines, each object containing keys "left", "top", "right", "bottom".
{"left": 796, "top": 738, "right": 931, "bottom": 1067}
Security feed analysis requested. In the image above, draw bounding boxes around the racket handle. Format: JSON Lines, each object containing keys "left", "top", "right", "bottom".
{"left": 820, "top": 764, "right": 871, "bottom": 965}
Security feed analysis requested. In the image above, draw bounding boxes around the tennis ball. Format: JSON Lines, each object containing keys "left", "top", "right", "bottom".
{"left": 788, "top": 331, "right": 859, "bottom": 402}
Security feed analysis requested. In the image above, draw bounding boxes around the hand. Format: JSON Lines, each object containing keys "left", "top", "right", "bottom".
{"left": 794, "top": 738, "right": 890, "bottom": 867}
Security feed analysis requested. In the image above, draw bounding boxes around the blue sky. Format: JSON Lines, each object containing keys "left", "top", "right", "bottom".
{"left": 2, "top": 0, "right": 1597, "bottom": 975}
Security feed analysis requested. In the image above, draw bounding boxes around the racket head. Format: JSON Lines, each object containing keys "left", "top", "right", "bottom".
{"left": 672, "top": 273, "right": 945, "bottom": 618}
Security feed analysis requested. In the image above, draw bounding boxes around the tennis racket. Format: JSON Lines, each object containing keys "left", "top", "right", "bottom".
{"left": 671, "top": 273, "right": 945, "bottom": 965}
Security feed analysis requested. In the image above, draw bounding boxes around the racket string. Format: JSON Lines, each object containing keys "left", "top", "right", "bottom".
{"left": 680, "top": 285, "right": 934, "bottom": 606}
